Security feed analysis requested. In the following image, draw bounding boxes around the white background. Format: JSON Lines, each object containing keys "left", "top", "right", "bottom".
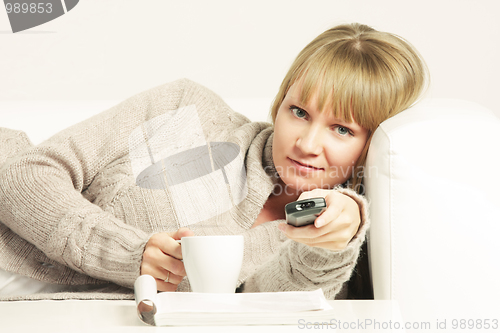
{"left": 1, "top": 0, "right": 499, "bottom": 118}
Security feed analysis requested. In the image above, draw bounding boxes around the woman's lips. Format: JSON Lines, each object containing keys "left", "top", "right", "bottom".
{"left": 288, "top": 158, "right": 324, "bottom": 173}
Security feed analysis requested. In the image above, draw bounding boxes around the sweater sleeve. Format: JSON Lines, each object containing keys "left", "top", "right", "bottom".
{"left": 0, "top": 79, "right": 190, "bottom": 288}
{"left": 240, "top": 187, "right": 370, "bottom": 299}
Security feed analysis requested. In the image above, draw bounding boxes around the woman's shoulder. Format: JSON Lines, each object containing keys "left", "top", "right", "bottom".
{"left": 159, "top": 79, "right": 260, "bottom": 138}
{"left": 0, "top": 128, "right": 33, "bottom": 168}
{"left": 150, "top": 78, "right": 227, "bottom": 107}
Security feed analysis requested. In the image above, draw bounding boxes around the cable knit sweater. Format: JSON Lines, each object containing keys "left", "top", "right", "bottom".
{"left": 0, "top": 79, "right": 370, "bottom": 300}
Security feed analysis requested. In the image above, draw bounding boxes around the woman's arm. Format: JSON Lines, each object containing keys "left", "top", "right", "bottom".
{"left": 240, "top": 187, "right": 370, "bottom": 299}
{"left": 0, "top": 79, "right": 190, "bottom": 288}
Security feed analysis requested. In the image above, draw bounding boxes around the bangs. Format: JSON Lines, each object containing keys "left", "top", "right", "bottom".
{"left": 271, "top": 23, "right": 427, "bottom": 138}
{"left": 290, "top": 40, "right": 405, "bottom": 133}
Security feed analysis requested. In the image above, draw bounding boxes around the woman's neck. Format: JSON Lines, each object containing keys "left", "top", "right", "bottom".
{"left": 268, "top": 184, "right": 301, "bottom": 211}
{"left": 252, "top": 181, "right": 301, "bottom": 228}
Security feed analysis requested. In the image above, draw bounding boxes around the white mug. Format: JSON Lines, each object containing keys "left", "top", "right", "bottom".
{"left": 181, "top": 235, "right": 244, "bottom": 293}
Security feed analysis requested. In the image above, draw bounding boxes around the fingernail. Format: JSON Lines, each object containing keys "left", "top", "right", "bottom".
{"left": 315, "top": 218, "right": 325, "bottom": 228}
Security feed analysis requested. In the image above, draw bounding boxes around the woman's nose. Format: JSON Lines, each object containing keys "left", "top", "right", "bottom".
{"left": 296, "top": 126, "right": 323, "bottom": 155}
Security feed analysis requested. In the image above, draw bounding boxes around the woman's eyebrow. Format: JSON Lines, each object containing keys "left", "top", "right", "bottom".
{"left": 322, "top": 111, "right": 364, "bottom": 129}
{"left": 287, "top": 91, "right": 363, "bottom": 130}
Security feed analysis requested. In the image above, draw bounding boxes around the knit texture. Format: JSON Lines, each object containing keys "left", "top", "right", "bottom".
{"left": 0, "top": 79, "right": 370, "bottom": 300}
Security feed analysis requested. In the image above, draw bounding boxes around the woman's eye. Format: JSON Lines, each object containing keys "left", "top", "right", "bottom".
{"left": 335, "top": 126, "right": 352, "bottom": 136}
{"left": 289, "top": 106, "right": 307, "bottom": 119}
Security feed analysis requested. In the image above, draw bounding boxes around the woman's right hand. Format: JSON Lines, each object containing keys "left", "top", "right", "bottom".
{"left": 140, "top": 228, "right": 194, "bottom": 291}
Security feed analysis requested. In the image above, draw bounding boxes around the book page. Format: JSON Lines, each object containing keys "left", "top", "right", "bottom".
{"left": 134, "top": 275, "right": 158, "bottom": 325}
{"left": 157, "top": 288, "right": 332, "bottom": 313}
{"left": 134, "top": 274, "right": 335, "bottom": 326}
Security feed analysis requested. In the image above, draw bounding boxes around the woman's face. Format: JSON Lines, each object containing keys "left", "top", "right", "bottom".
{"left": 272, "top": 83, "right": 369, "bottom": 194}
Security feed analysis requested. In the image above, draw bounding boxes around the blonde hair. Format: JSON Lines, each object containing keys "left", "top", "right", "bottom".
{"left": 271, "top": 23, "right": 429, "bottom": 192}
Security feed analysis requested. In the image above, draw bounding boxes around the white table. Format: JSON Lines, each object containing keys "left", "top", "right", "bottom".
{"left": 0, "top": 300, "right": 404, "bottom": 333}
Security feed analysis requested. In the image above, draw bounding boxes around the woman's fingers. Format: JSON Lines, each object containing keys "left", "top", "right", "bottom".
{"left": 155, "top": 279, "right": 182, "bottom": 292}
{"left": 151, "top": 228, "right": 194, "bottom": 260}
{"left": 141, "top": 228, "right": 195, "bottom": 292}
{"left": 158, "top": 235, "right": 184, "bottom": 260}
{"left": 142, "top": 245, "right": 186, "bottom": 276}
{"left": 280, "top": 190, "right": 361, "bottom": 251}
{"left": 279, "top": 222, "right": 353, "bottom": 251}
{"left": 169, "top": 227, "right": 195, "bottom": 241}
{"left": 314, "top": 197, "right": 343, "bottom": 228}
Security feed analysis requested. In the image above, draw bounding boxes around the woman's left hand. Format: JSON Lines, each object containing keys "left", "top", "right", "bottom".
{"left": 278, "top": 189, "right": 361, "bottom": 251}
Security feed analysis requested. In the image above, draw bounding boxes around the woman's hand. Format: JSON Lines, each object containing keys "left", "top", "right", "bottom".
{"left": 278, "top": 189, "right": 361, "bottom": 251}
{"left": 140, "top": 228, "right": 194, "bottom": 291}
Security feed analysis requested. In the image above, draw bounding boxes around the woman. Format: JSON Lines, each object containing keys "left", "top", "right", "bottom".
{"left": 0, "top": 23, "right": 427, "bottom": 299}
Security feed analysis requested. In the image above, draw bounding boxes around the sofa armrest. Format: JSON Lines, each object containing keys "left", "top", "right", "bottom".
{"left": 365, "top": 98, "right": 500, "bottom": 320}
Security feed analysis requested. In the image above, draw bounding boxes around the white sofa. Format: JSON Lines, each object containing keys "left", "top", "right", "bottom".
{"left": 365, "top": 98, "right": 500, "bottom": 321}
{"left": 2, "top": 98, "right": 500, "bottom": 321}
{"left": 0, "top": 99, "right": 273, "bottom": 146}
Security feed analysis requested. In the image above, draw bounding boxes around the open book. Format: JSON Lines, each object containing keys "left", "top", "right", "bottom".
{"left": 134, "top": 275, "right": 336, "bottom": 326}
